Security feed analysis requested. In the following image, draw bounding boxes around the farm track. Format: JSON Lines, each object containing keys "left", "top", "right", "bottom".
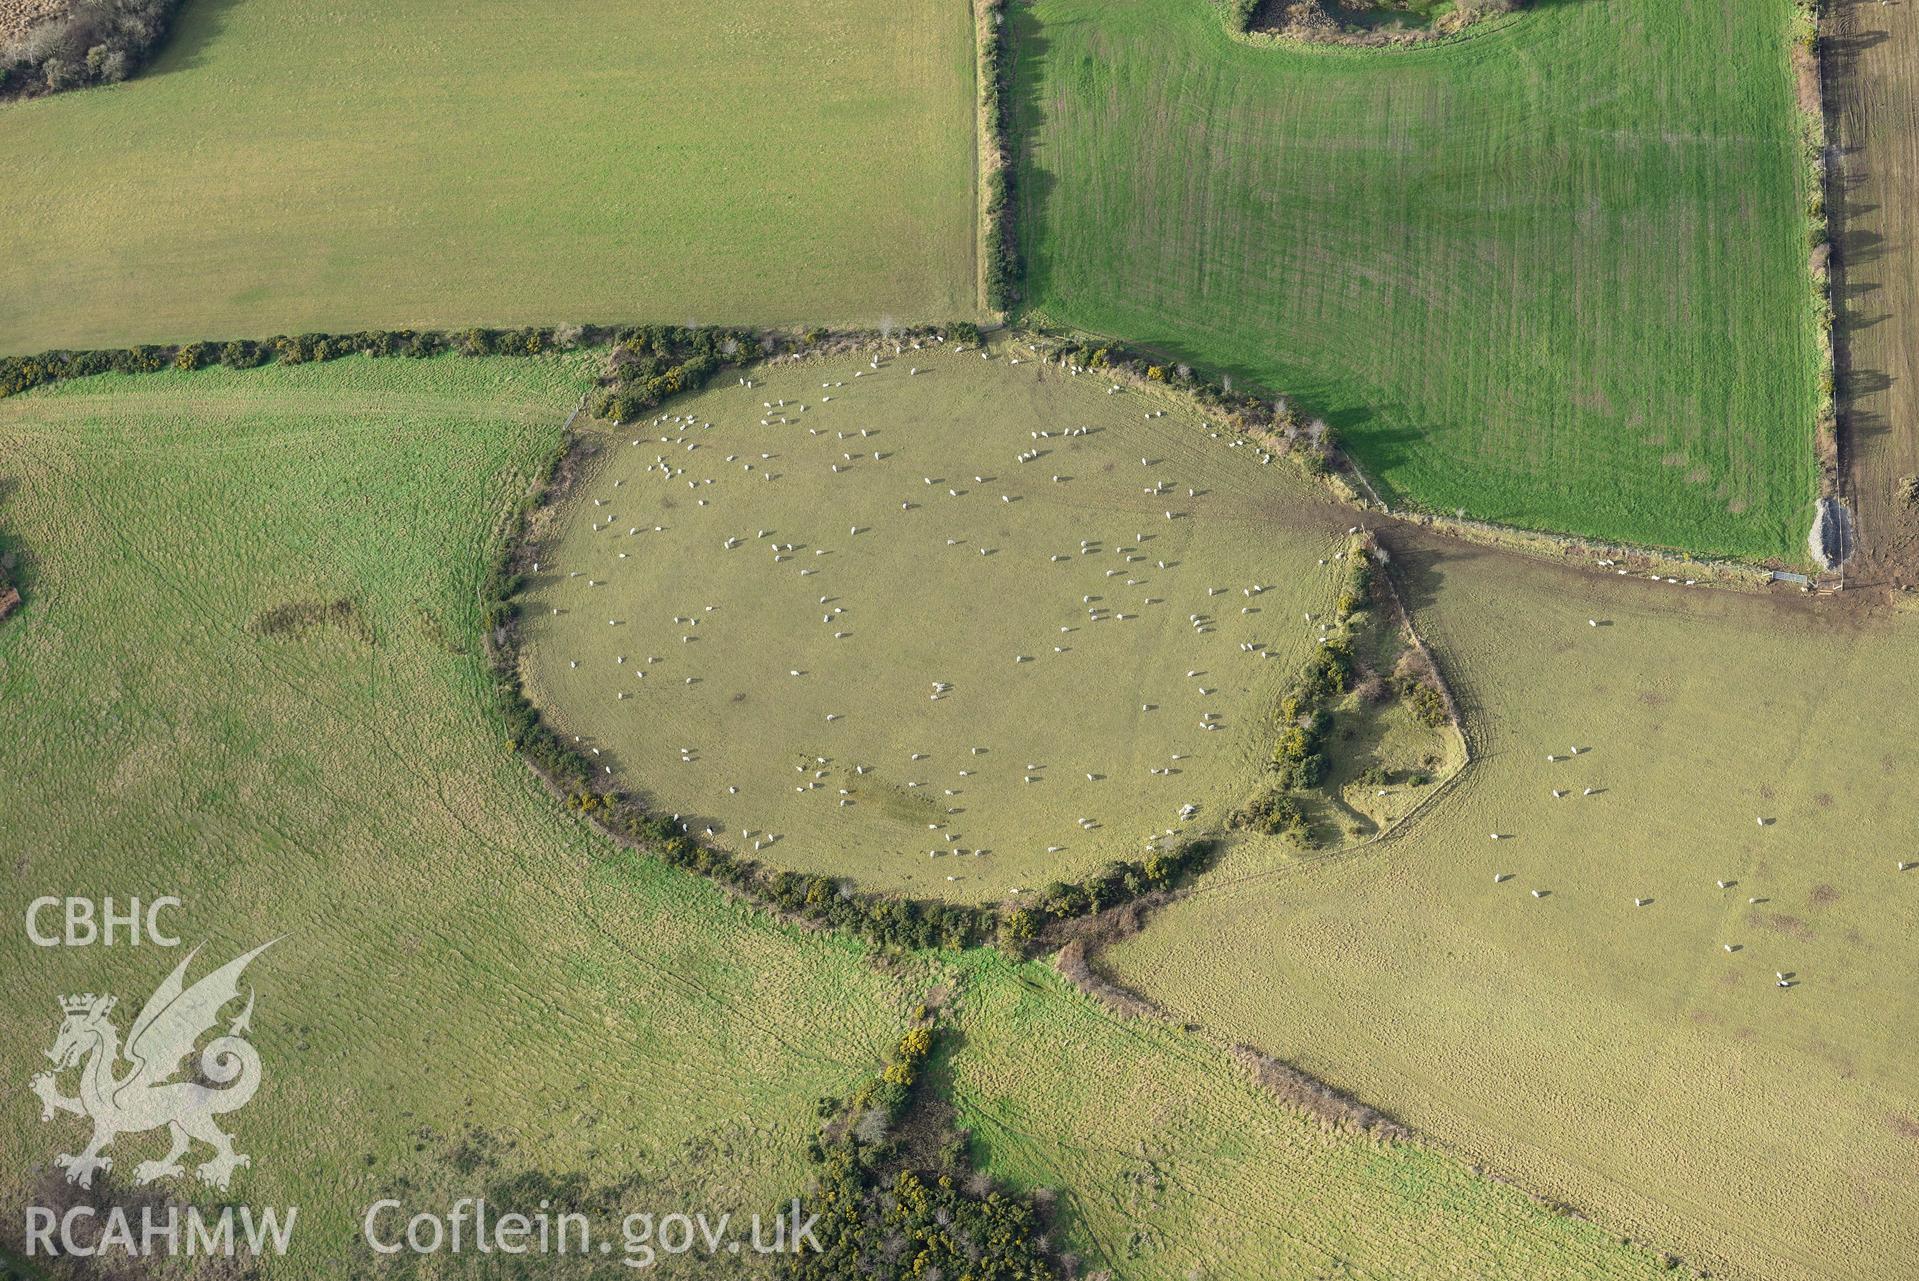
{"left": 1830, "top": 0, "right": 1919, "bottom": 588}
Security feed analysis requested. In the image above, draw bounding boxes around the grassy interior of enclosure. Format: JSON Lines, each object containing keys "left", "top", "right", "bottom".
{"left": 1310, "top": 607, "right": 1468, "bottom": 844}
{"left": 1013, "top": 0, "right": 1821, "bottom": 559}
{"left": 0, "top": 0, "right": 979, "bottom": 355}
{"left": 519, "top": 344, "right": 1358, "bottom": 903}
{"left": 939, "top": 954, "right": 1670, "bottom": 1281}
{"left": 1106, "top": 547, "right": 1919, "bottom": 1281}
{"left": 0, "top": 358, "right": 918, "bottom": 1272}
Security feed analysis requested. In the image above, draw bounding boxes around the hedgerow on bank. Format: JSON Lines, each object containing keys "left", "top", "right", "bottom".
{"left": 0, "top": 323, "right": 757, "bottom": 416}
{"left": 1234, "top": 539, "right": 1368, "bottom": 840}
{"left": 1022, "top": 333, "right": 1351, "bottom": 484}
{"left": 1232, "top": 536, "right": 1462, "bottom": 846}
{"left": 993, "top": 839, "right": 1218, "bottom": 951}
{"left": 976, "top": 0, "right": 1020, "bottom": 311}
{"left": 479, "top": 336, "right": 1225, "bottom": 956}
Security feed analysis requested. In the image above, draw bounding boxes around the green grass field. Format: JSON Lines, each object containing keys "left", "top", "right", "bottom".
{"left": 942, "top": 954, "right": 1671, "bottom": 1280}
{"left": 0, "top": 357, "right": 919, "bottom": 1271}
{"left": 0, "top": 354, "right": 1702, "bottom": 1281}
{"left": 520, "top": 343, "right": 1360, "bottom": 901}
{"left": 1106, "top": 545, "right": 1919, "bottom": 1280}
{"left": 0, "top": 0, "right": 979, "bottom": 356}
{"left": 1012, "top": 0, "right": 1821, "bottom": 559}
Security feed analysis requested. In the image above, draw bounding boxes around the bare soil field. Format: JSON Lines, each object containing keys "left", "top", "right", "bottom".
{"left": 1830, "top": 0, "right": 1919, "bottom": 587}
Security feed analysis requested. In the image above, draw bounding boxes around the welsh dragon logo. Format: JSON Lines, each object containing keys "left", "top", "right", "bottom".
{"left": 31, "top": 940, "right": 276, "bottom": 1191}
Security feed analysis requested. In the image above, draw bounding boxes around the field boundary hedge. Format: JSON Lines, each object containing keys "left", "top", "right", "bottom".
{"left": 1019, "top": 329, "right": 1794, "bottom": 584}
{"left": 1229, "top": 533, "right": 1467, "bottom": 848}
{"left": 0, "top": 323, "right": 756, "bottom": 411}
{"left": 974, "top": 0, "right": 1019, "bottom": 312}
{"left": 1799, "top": 0, "right": 1843, "bottom": 516}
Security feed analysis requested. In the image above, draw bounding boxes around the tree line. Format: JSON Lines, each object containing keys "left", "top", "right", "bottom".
{"left": 2, "top": 0, "right": 187, "bottom": 99}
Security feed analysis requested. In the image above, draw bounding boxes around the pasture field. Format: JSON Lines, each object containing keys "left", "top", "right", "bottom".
{"left": 0, "top": 357, "right": 918, "bottom": 1271}
{"left": 1106, "top": 543, "right": 1919, "bottom": 1279}
{"left": 1013, "top": 0, "right": 1822, "bottom": 559}
{"left": 519, "top": 343, "right": 1359, "bottom": 902}
{"left": 1829, "top": 0, "right": 1919, "bottom": 587}
{"left": 0, "top": 0, "right": 979, "bottom": 356}
{"left": 940, "top": 954, "right": 1670, "bottom": 1280}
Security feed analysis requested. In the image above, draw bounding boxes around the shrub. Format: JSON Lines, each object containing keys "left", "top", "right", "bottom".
{"left": 1405, "top": 681, "right": 1450, "bottom": 728}
{"left": 218, "top": 339, "right": 266, "bottom": 369}
{"left": 794, "top": 1024, "right": 1061, "bottom": 1280}
{"left": 1899, "top": 475, "right": 1919, "bottom": 510}
{"left": 1237, "top": 790, "right": 1309, "bottom": 841}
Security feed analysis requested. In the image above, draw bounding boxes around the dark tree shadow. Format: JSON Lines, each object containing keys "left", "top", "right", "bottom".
{"left": 0, "top": 477, "right": 30, "bottom": 607}
{"left": 133, "top": 0, "right": 246, "bottom": 85}
{"left": 1007, "top": 1, "right": 1056, "bottom": 312}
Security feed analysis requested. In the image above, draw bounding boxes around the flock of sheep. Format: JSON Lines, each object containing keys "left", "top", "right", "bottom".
{"left": 531, "top": 344, "right": 1333, "bottom": 892}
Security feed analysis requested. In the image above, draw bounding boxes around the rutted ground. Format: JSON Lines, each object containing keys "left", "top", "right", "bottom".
{"left": 1013, "top": 0, "right": 1821, "bottom": 559}
{"left": 1107, "top": 541, "right": 1919, "bottom": 1281}
{"left": 1829, "top": 0, "right": 1919, "bottom": 587}
{"left": 0, "top": 0, "right": 979, "bottom": 355}
{"left": 521, "top": 344, "right": 1358, "bottom": 901}
{"left": 0, "top": 358, "right": 915, "bottom": 1270}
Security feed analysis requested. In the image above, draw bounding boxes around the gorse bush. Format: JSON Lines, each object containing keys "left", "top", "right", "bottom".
{"left": 1266, "top": 544, "right": 1374, "bottom": 793}
{"left": 1234, "top": 790, "right": 1308, "bottom": 841}
{"left": 789, "top": 1020, "right": 1061, "bottom": 1281}
{"left": 1402, "top": 679, "right": 1450, "bottom": 729}
{"left": 590, "top": 325, "right": 759, "bottom": 423}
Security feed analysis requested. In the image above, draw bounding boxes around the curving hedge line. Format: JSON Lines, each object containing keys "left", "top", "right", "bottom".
{"left": 479, "top": 331, "right": 1221, "bottom": 956}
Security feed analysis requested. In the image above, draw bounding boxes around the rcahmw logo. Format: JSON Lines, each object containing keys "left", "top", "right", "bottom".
{"left": 24, "top": 938, "right": 298, "bottom": 1261}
